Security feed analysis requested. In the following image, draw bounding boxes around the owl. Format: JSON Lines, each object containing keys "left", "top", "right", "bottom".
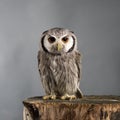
{"left": 38, "top": 28, "right": 83, "bottom": 100}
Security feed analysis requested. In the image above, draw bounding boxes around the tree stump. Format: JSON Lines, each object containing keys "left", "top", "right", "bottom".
{"left": 23, "top": 96, "right": 120, "bottom": 120}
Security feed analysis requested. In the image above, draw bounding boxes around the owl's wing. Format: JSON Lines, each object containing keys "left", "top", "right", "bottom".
{"left": 75, "top": 51, "right": 82, "bottom": 81}
{"left": 75, "top": 51, "right": 83, "bottom": 98}
{"left": 37, "top": 50, "right": 41, "bottom": 75}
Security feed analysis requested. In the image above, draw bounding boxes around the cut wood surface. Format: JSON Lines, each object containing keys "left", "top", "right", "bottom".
{"left": 23, "top": 95, "right": 120, "bottom": 120}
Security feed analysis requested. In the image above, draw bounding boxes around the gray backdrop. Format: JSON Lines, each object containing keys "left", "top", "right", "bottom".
{"left": 0, "top": 0, "right": 120, "bottom": 119}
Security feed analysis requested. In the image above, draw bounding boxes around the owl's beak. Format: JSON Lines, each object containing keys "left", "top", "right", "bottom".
{"left": 56, "top": 42, "right": 63, "bottom": 51}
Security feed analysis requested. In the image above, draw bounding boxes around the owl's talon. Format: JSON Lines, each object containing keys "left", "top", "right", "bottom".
{"left": 69, "top": 95, "right": 76, "bottom": 100}
{"left": 61, "top": 95, "right": 66, "bottom": 100}
{"left": 51, "top": 95, "right": 56, "bottom": 100}
{"left": 43, "top": 95, "right": 56, "bottom": 100}
{"left": 43, "top": 95, "right": 50, "bottom": 100}
{"left": 61, "top": 94, "right": 76, "bottom": 100}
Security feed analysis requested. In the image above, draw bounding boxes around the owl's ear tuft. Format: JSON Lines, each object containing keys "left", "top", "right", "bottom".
{"left": 42, "top": 30, "right": 48, "bottom": 35}
{"left": 70, "top": 30, "right": 74, "bottom": 34}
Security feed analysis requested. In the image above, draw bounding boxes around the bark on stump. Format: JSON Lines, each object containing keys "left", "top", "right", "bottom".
{"left": 23, "top": 95, "right": 120, "bottom": 120}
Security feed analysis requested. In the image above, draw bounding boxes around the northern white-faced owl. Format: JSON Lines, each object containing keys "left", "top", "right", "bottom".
{"left": 38, "top": 28, "right": 83, "bottom": 100}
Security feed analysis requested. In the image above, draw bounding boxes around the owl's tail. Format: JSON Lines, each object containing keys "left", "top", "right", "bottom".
{"left": 76, "top": 88, "right": 83, "bottom": 98}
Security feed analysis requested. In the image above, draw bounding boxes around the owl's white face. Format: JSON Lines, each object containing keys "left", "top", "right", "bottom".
{"left": 40, "top": 28, "right": 77, "bottom": 55}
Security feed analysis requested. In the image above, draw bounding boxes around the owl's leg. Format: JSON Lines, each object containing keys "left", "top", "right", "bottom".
{"left": 43, "top": 94, "right": 56, "bottom": 100}
{"left": 61, "top": 94, "right": 76, "bottom": 100}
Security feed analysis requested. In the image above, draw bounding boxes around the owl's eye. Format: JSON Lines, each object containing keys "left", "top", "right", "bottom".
{"left": 48, "top": 37, "right": 56, "bottom": 43}
{"left": 62, "top": 37, "right": 69, "bottom": 43}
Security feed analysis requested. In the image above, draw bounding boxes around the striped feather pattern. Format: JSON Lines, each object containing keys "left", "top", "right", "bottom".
{"left": 38, "top": 50, "right": 82, "bottom": 98}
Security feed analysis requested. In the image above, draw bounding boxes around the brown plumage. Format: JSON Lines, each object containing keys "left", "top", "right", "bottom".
{"left": 38, "top": 28, "right": 83, "bottom": 100}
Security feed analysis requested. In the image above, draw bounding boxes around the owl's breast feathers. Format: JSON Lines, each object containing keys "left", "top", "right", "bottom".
{"left": 38, "top": 50, "right": 81, "bottom": 96}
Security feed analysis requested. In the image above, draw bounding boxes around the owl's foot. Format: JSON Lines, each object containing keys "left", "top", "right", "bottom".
{"left": 61, "top": 94, "right": 76, "bottom": 100}
{"left": 43, "top": 95, "right": 56, "bottom": 100}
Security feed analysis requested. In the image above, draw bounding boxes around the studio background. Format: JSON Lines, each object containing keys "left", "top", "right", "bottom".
{"left": 0, "top": 0, "right": 120, "bottom": 119}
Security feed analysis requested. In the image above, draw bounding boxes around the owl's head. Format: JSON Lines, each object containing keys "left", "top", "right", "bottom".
{"left": 40, "top": 28, "right": 77, "bottom": 55}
